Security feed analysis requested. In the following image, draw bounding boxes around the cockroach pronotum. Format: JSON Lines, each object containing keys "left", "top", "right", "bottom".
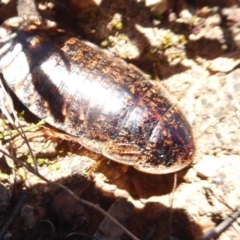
{"left": 0, "top": 16, "right": 195, "bottom": 174}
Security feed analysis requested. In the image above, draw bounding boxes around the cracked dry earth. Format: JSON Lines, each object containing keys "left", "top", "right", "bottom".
{"left": 0, "top": 0, "right": 240, "bottom": 239}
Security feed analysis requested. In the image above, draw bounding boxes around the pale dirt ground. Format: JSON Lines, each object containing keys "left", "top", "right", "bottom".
{"left": 0, "top": 0, "right": 240, "bottom": 239}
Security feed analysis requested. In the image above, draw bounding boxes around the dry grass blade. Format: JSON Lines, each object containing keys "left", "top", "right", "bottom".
{"left": 0, "top": 80, "right": 39, "bottom": 172}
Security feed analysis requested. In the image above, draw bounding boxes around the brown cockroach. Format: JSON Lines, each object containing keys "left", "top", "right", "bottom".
{"left": 0, "top": 16, "right": 195, "bottom": 174}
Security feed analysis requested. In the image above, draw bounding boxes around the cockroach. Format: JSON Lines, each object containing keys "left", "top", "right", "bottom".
{"left": 0, "top": 16, "right": 195, "bottom": 174}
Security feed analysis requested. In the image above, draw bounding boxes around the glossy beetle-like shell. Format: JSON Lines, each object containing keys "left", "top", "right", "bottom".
{"left": 0, "top": 16, "right": 195, "bottom": 174}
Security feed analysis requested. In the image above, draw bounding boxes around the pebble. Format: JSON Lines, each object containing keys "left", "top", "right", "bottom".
{"left": 94, "top": 198, "right": 134, "bottom": 239}
{"left": 205, "top": 14, "right": 221, "bottom": 27}
{"left": 145, "top": 0, "right": 168, "bottom": 14}
{"left": 20, "top": 204, "right": 37, "bottom": 229}
{"left": 194, "top": 155, "right": 225, "bottom": 178}
{"left": 208, "top": 50, "right": 240, "bottom": 72}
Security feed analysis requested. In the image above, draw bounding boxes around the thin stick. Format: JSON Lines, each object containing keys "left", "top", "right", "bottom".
{"left": 167, "top": 172, "right": 177, "bottom": 237}
{"left": 203, "top": 209, "right": 240, "bottom": 240}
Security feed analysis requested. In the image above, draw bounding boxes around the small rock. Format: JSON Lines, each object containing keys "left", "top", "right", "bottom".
{"left": 205, "top": 14, "right": 221, "bottom": 27}
{"left": 208, "top": 50, "right": 240, "bottom": 72}
{"left": 145, "top": 0, "right": 168, "bottom": 14}
{"left": 50, "top": 182, "right": 89, "bottom": 228}
{"left": 194, "top": 155, "right": 225, "bottom": 178}
{"left": 69, "top": 155, "right": 95, "bottom": 175}
{"left": 20, "top": 204, "right": 37, "bottom": 229}
{"left": 94, "top": 198, "right": 134, "bottom": 240}
{"left": 180, "top": 168, "right": 198, "bottom": 183}
{"left": 179, "top": 8, "right": 193, "bottom": 21}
